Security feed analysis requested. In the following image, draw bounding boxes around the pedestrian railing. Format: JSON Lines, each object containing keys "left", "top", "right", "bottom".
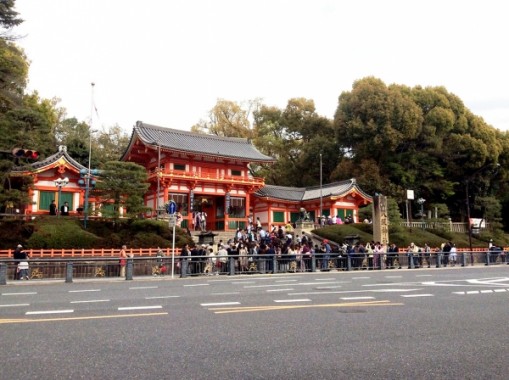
{"left": 1, "top": 250, "right": 508, "bottom": 285}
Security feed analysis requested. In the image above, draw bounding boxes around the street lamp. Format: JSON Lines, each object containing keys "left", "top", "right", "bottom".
{"left": 152, "top": 142, "right": 161, "bottom": 220}
{"left": 81, "top": 129, "right": 99, "bottom": 228}
{"left": 319, "top": 153, "right": 323, "bottom": 223}
{"left": 83, "top": 82, "right": 96, "bottom": 228}
{"left": 54, "top": 177, "right": 69, "bottom": 217}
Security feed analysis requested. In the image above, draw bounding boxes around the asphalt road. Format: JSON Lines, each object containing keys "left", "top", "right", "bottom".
{"left": 1, "top": 266, "right": 509, "bottom": 380}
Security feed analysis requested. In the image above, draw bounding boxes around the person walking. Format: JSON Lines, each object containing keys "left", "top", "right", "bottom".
{"left": 13, "top": 244, "right": 26, "bottom": 280}
{"left": 13, "top": 244, "right": 30, "bottom": 280}
{"left": 119, "top": 245, "right": 127, "bottom": 277}
{"left": 49, "top": 200, "right": 57, "bottom": 215}
{"left": 60, "top": 201, "right": 70, "bottom": 216}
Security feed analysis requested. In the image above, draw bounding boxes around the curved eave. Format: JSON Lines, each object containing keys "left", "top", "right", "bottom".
{"left": 121, "top": 122, "right": 275, "bottom": 163}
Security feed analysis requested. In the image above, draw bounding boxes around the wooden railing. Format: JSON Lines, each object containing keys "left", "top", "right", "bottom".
{"left": 148, "top": 169, "right": 265, "bottom": 186}
{"left": 0, "top": 247, "right": 182, "bottom": 259}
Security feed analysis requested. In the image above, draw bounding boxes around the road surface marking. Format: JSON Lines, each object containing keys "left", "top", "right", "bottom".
{"left": 129, "top": 286, "right": 158, "bottom": 290}
{"left": 315, "top": 278, "right": 336, "bottom": 281}
{"left": 353, "top": 277, "right": 370, "bottom": 280}
{"left": 145, "top": 295, "right": 181, "bottom": 299}
{"left": 211, "top": 292, "right": 240, "bottom": 295}
{"left": 276, "top": 279, "right": 298, "bottom": 283}
{"left": 184, "top": 283, "right": 209, "bottom": 287}
{"left": 26, "top": 310, "right": 74, "bottom": 315}
{"left": 232, "top": 281, "right": 256, "bottom": 284}
{"left": 289, "top": 288, "right": 421, "bottom": 296}
{"left": 1, "top": 292, "right": 37, "bottom": 296}
{"left": 266, "top": 289, "right": 294, "bottom": 292}
{"left": 416, "top": 275, "right": 433, "bottom": 277}
{"left": 68, "top": 289, "right": 101, "bottom": 293}
{"left": 70, "top": 299, "right": 110, "bottom": 304}
{"left": 0, "top": 312, "right": 168, "bottom": 324}
{"left": 0, "top": 303, "right": 30, "bottom": 307}
{"left": 118, "top": 306, "right": 162, "bottom": 311}
{"left": 274, "top": 299, "right": 311, "bottom": 303}
{"left": 201, "top": 302, "right": 240, "bottom": 307}
{"left": 244, "top": 284, "right": 293, "bottom": 288}
{"left": 401, "top": 294, "right": 434, "bottom": 298}
{"left": 340, "top": 297, "right": 375, "bottom": 300}
{"left": 316, "top": 286, "right": 343, "bottom": 290}
{"left": 208, "top": 300, "right": 403, "bottom": 314}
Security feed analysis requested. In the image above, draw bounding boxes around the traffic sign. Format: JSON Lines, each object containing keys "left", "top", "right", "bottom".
{"left": 166, "top": 200, "right": 177, "bottom": 214}
{"left": 168, "top": 214, "right": 177, "bottom": 227}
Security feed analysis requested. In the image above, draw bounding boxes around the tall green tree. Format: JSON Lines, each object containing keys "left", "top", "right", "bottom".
{"left": 333, "top": 77, "right": 504, "bottom": 223}
{"left": 0, "top": 0, "right": 23, "bottom": 39}
{"left": 93, "top": 161, "right": 149, "bottom": 219}
{"left": 253, "top": 98, "right": 337, "bottom": 187}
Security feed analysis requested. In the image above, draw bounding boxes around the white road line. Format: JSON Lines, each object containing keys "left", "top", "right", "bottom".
{"left": 232, "top": 281, "right": 255, "bottom": 284}
{"left": 145, "top": 295, "right": 181, "bottom": 299}
{"left": 70, "top": 299, "right": 110, "bottom": 304}
{"left": 26, "top": 310, "right": 74, "bottom": 315}
{"left": 316, "top": 286, "right": 343, "bottom": 290}
{"left": 244, "top": 284, "right": 291, "bottom": 288}
{"left": 211, "top": 292, "right": 240, "bottom": 295}
{"left": 315, "top": 278, "right": 336, "bottom": 281}
{"left": 480, "top": 290, "right": 493, "bottom": 294}
{"left": 266, "top": 288, "right": 294, "bottom": 292}
{"left": 466, "top": 291, "right": 479, "bottom": 294}
{"left": 0, "top": 303, "right": 30, "bottom": 307}
{"left": 384, "top": 276, "right": 402, "bottom": 279}
{"left": 68, "top": 289, "right": 101, "bottom": 293}
{"left": 401, "top": 294, "right": 434, "bottom": 298}
{"left": 118, "top": 306, "right": 163, "bottom": 311}
{"left": 275, "top": 280, "right": 298, "bottom": 283}
{"left": 274, "top": 299, "right": 311, "bottom": 303}
{"left": 289, "top": 288, "right": 422, "bottom": 296}
{"left": 129, "top": 286, "right": 158, "bottom": 290}
{"left": 340, "top": 297, "right": 375, "bottom": 300}
{"left": 494, "top": 289, "right": 507, "bottom": 293}
{"left": 352, "top": 277, "right": 370, "bottom": 280}
{"left": 1, "top": 292, "right": 37, "bottom": 296}
{"left": 184, "top": 283, "right": 210, "bottom": 287}
{"left": 416, "top": 275, "right": 433, "bottom": 277}
{"left": 201, "top": 302, "right": 240, "bottom": 307}
{"left": 297, "top": 282, "right": 339, "bottom": 286}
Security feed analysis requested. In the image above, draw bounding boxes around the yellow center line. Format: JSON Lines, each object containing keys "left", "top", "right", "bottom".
{"left": 0, "top": 312, "right": 168, "bottom": 324}
{"left": 209, "top": 300, "right": 404, "bottom": 314}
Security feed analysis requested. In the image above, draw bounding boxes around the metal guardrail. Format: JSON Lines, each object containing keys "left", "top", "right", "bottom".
{"left": 1, "top": 251, "right": 508, "bottom": 285}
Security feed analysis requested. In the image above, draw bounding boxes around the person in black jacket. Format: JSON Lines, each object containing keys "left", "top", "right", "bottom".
{"left": 49, "top": 200, "right": 57, "bottom": 215}
{"left": 13, "top": 244, "right": 28, "bottom": 280}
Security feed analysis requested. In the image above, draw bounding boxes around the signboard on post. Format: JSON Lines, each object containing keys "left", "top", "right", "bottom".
{"left": 167, "top": 200, "right": 177, "bottom": 215}
{"left": 165, "top": 199, "right": 177, "bottom": 279}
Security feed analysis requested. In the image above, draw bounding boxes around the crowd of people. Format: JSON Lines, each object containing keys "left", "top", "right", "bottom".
{"left": 173, "top": 230, "right": 508, "bottom": 275}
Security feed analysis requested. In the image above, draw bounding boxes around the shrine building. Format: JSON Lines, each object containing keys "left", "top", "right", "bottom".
{"left": 11, "top": 122, "right": 372, "bottom": 229}
{"left": 121, "top": 122, "right": 372, "bottom": 231}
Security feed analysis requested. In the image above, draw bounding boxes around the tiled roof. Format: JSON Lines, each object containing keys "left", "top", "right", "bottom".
{"left": 124, "top": 121, "right": 274, "bottom": 162}
{"left": 11, "top": 146, "right": 86, "bottom": 173}
{"left": 255, "top": 179, "right": 373, "bottom": 202}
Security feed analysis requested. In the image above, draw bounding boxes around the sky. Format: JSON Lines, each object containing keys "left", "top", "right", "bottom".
{"left": 13, "top": 0, "right": 509, "bottom": 134}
